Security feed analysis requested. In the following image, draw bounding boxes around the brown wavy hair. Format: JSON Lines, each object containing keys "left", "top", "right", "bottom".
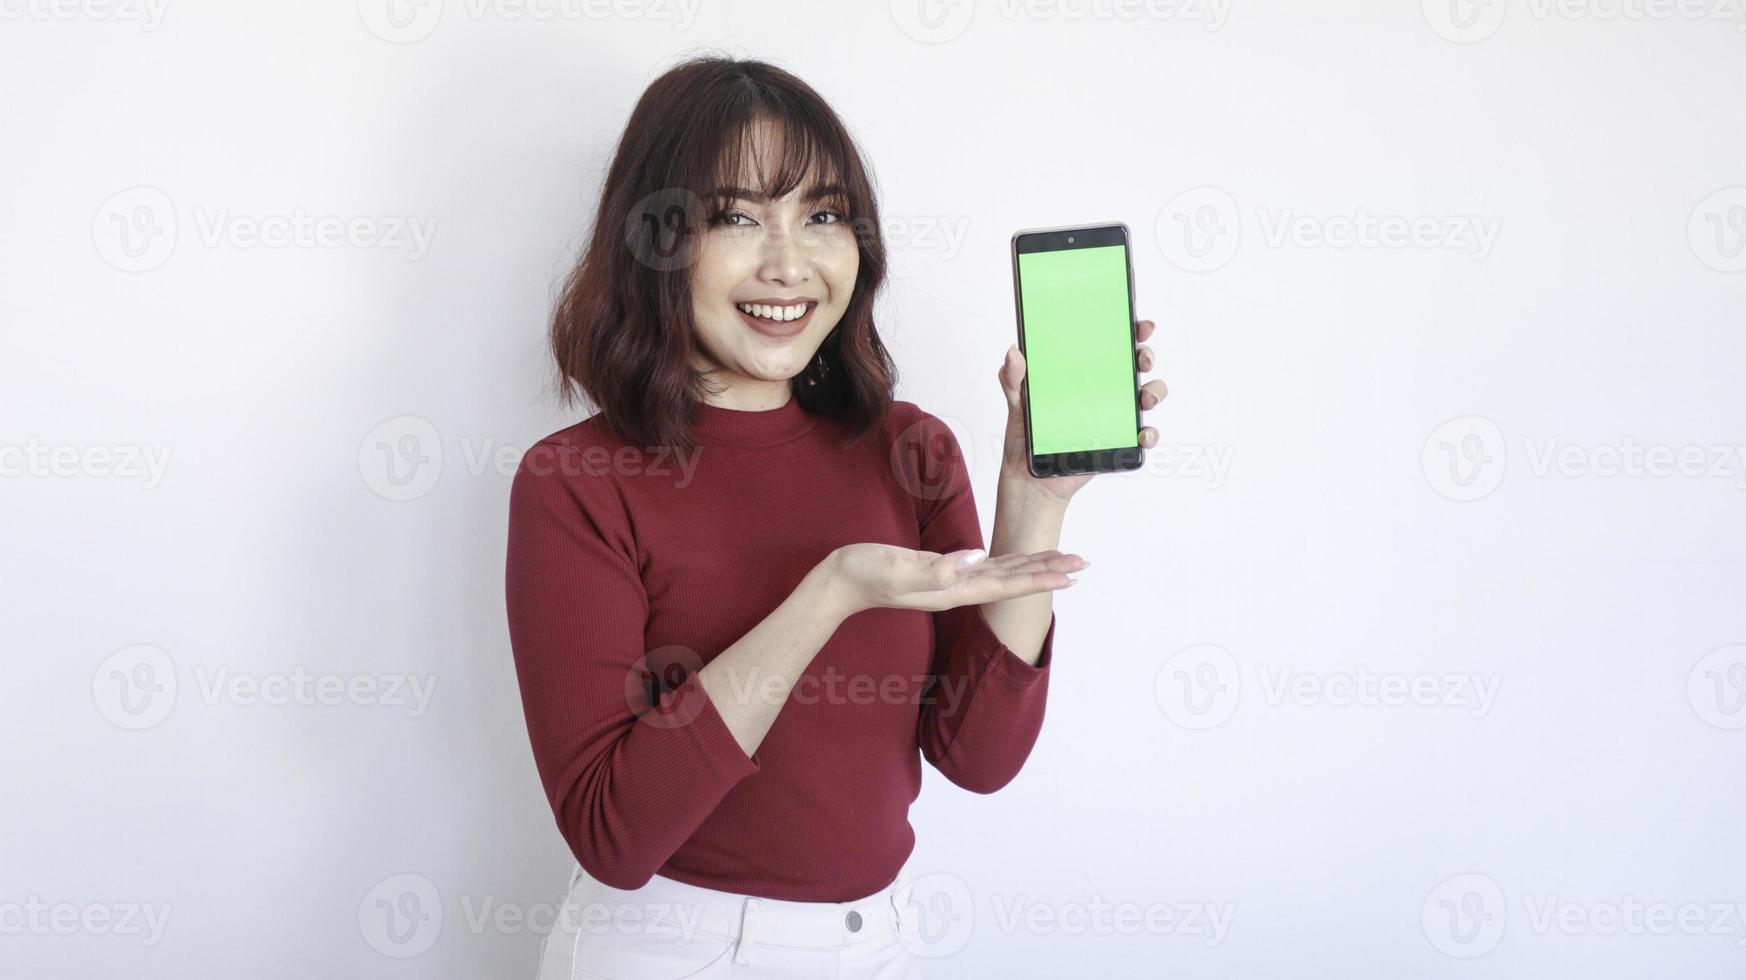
{"left": 548, "top": 55, "right": 896, "bottom": 450}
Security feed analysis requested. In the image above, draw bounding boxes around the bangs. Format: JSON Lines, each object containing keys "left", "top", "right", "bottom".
{"left": 700, "top": 110, "right": 855, "bottom": 217}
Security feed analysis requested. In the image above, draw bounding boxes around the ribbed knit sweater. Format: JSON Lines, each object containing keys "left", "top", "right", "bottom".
{"left": 505, "top": 395, "right": 1055, "bottom": 903}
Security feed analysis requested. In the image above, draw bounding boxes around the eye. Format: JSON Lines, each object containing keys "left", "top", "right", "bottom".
{"left": 810, "top": 209, "right": 846, "bottom": 225}
{"left": 712, "top": 209, "right": 756, "bottom": 228}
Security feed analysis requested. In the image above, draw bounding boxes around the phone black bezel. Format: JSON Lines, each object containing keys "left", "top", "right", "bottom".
{"left": 1010, "top": 222, "right": 1144, "bottom": 479}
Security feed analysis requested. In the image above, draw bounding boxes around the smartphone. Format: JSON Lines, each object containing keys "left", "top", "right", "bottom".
{"left": 1010, "top": 222, "right": 1144, "bottom": 478}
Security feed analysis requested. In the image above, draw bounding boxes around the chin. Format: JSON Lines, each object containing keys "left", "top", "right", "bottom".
{"left": 733, "top": 357, "right": 807, "bottom": 383}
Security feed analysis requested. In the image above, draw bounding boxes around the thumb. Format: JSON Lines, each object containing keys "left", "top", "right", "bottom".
{"left": 999, "top": 345, "right": 1026, "bottom": 412}
{"left": 926, "top": 548, "right": 987, "bottom": 589}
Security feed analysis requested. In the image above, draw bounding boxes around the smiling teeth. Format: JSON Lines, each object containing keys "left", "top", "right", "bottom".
{"left": 737, "top": 302, "right": 808, "bottom": 322}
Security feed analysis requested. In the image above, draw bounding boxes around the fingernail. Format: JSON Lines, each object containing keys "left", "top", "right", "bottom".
{"left": 956, "top": 549, "right": 987, "bottom": 569}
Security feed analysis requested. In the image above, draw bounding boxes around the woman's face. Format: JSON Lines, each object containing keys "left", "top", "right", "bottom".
{"left": 688, "top": 123, "right": 859, "bottom": 402}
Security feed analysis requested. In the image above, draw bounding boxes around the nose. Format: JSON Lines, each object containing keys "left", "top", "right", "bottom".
{"left": 758, "top": 223, "right": 811, "bottom": 287}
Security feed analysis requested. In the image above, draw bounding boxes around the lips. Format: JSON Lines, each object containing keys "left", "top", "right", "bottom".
{"left": 735, "top": 300, "right": 817, "bottom": 338}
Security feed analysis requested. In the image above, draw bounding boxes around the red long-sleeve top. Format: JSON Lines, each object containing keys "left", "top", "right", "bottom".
{"left": 505, "top": 396, "right": 1055, "bottom": 902}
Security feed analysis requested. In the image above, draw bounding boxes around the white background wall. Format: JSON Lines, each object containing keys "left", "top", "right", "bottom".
{"left": 5, "top": 1, "right": 1745, "bottom": 977}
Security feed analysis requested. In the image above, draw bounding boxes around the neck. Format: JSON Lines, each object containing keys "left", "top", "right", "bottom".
{"left": 695, "top": 372, "right": 794, "bottom": 412}
{"left": 688, "top": 384, "right": 817, "bottom": 447}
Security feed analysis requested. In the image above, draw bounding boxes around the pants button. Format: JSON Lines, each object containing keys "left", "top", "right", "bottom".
{"left": 845, "top": 910, "right": 862, "bottom": 932}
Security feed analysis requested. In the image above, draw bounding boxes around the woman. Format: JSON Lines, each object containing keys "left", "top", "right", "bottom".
{"left": 506, "top": 55, "right": 1165, "bottom": 979}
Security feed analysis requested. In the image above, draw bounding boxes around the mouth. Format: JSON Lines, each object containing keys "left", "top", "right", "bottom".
{"left": 734, "top": 299, "right": 818, "bottom": 338}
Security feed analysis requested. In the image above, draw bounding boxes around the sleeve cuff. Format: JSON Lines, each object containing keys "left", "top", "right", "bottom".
{"left": 969, "top": 605, "right": 1055, "bottom": 688}
{"left": 663, "top": 669, "right": 762, "bottom": 780}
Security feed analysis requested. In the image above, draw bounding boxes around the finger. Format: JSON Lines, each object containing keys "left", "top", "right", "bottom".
{"left": 979, "top": 551, "right": 1086, "bottom": 576}
{"left": 946, "top": 550, "right": 1083, "bottom": 581}
{"left": 1136, "top": 344, "right": 1154, "bottom": 373}
{"left": 1000, "top": 567, "right": 1077, "bottom": 595}
{"left": 1140, "top": 426, "right": 1159, "bottom": 448}
{"left": 951, "top": 568, "right": 1075, "bottom": 605}
{"left": 1002, "top": 344, "right": 1026, "bottom": 388}
{"left": 1140, "top": 378, "right": 1168, "bottom": 409}
{"left": 1136, "top": 318, "right": 1155, "bottom": 343}
{"left": 975, "top": 549, "right": 1065, "bottom": 565}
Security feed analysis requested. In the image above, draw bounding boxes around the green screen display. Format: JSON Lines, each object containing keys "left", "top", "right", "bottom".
{"left": 1016, "top": 244, "right": 1137, "bottom": 455}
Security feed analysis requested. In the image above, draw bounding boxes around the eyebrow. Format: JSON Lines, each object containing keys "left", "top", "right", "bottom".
{"left": 712, "top": 183, "right": 848, "bottom": 204}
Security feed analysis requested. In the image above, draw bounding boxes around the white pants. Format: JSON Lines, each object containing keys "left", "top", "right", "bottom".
{"left": 534, "top": 862, "right": 924, "bottom": 980}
